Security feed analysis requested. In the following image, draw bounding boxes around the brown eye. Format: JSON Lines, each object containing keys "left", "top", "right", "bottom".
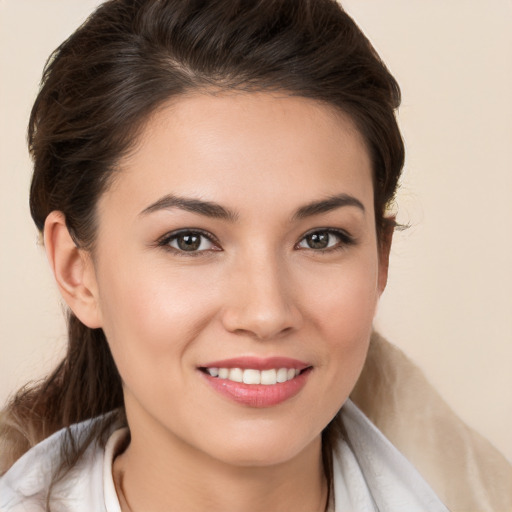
{"left": 297, "top": 229, "right": 353, "bottom": 251}
{"left": 177, "top": 234, "right": 201, "bottom": 251}
{"left": 165, "top": 231, "right": 215, "bottom": 252}
{"left": 305, "top": 231, "right": 330, "bottom": 249}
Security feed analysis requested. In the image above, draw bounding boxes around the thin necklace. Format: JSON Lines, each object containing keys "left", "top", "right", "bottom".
{"left": 112, "top": 457, "right": 329, "bottom": 512}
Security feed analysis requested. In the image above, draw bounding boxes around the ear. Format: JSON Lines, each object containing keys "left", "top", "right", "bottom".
{"left": 377, "top": 217, "right": 394, "bottom": 295}
{"left": 44, "top": 211, "right": 103, "bottom": 328}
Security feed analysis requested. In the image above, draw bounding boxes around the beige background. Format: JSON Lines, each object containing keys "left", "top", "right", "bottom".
{"left": 1, "top": 1, "right": 511, "bottom": 462}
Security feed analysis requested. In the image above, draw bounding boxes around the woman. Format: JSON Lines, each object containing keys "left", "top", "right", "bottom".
{"left": 0, "top": 1, "right": 510, "bottom": 511}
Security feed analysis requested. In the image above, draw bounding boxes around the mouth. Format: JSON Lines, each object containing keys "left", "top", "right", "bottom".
{"left": 199, "top": 366, "right": 309, "bottom": 385}
{"left": 198, "top": 357, "right": 312, "bottom": 407}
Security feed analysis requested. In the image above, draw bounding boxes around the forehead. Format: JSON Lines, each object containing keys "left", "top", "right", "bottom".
{"left": 103, "top": 92, "right": 374, "bottom": 219}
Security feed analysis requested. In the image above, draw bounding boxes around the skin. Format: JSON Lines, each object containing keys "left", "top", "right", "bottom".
{"left": 45, "top": 92, "right": 392, "bottom": 512}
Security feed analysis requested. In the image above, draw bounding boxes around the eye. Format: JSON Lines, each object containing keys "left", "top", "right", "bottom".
{"left": 159, "top": 230, "right": 218, "bottom": 253}
{"left": 297, "top": 229, "right": 353, "bottom": 251}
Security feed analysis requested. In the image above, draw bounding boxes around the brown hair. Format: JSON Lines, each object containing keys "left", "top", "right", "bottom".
{"left": 1, "top": 0, "right": 404, "bottom": 508}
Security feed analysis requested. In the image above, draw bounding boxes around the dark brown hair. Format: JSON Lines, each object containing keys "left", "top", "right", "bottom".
{"left": 1, "top": 0, "right": 404, "bottom": 508}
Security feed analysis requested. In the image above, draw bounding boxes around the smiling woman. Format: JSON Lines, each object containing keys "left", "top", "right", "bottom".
{"left": 76, "top": 94, "right": 382, "bottom": 481}
{"left": 0, "top": 1, "right": 510, "bottom": 512}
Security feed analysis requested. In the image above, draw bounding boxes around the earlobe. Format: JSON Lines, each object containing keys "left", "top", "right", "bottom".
{"left": 377, "top": 218, "right": 395, "bottom": 295}
{"left": 44, "top": 211, "right": 103, "bottom": 328}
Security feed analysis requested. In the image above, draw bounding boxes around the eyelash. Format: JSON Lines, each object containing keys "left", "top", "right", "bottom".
{"left": 157, "top": 229, "right": 221, "bottom": 257}
{"left": 156, "top": 228, "right": 355, "bottom": 255}
{"left": 296, "top": 228, "right": 355, "bottom": 253}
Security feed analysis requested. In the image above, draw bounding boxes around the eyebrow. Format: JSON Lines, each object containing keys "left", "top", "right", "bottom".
{"left": 140, "top": 194, "right": 239, "bottom": 221}
{"left": 292, "top": 193, "right": 365, "bottom": 220}
{"left": 140, "top": 192, "right": 364, "bottom": 222}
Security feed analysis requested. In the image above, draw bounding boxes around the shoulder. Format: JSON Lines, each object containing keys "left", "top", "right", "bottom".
{"left": 335, "top": 399, "right": 450, "bottom": 512}
{"left": 350, "top": 331, "right": 512, "bottom": 512}
{"left": 0, "top": 415, "right": 122, "bottom": 512}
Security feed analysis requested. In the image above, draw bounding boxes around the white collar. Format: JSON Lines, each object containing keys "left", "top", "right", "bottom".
{"left": 333, "top": 399, "right": 449, "bottom": 512}
{"left": 0, "top": 402, "right": 448, "bottom": 512}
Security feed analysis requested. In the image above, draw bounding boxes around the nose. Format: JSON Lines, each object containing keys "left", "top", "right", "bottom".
{"left": 220, "top": 253, "right": 303, "bottom": 340}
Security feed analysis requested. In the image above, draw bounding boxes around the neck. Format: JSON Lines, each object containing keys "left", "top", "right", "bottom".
{"left": 113, "top": 409, "right": 328, "bottom": 512}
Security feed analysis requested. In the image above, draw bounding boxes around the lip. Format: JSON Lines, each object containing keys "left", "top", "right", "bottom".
{"left": 198, "top": 357, "right": 312, "bottom": 408}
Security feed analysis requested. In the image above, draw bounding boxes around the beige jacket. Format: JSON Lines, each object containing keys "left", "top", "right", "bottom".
{"left": 351, "top": 332, "right": 512, "bottom": 512}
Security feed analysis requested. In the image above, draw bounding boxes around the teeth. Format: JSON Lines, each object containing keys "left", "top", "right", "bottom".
{"left": 276, "top": 368, "right": 288, "bottom": 383}
{"left": 206, "top": 367, "right": 302, "bottom": 385}
{"left": 208, "top": 367, "right": 219, "bottom": 377}
{"left": 243, "top": 369, "right": 261, "bottom": 385}
{"left": 261, "top": 369, "right": 277, "bottom": 385}
{"left": 229, "top": 368, "right": 243, "bottom": 383}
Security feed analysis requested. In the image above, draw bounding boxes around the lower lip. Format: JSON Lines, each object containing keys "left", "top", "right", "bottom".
{"left": 201, "top": 369, "right": 311, "bottom": 408}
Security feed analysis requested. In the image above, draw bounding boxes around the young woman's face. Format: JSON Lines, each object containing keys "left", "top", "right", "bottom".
{"left": 89, "top": 92, "right": 388, "bottom": 467}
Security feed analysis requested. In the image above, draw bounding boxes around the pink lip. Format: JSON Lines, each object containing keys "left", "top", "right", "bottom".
{"left": 200, "top": 356, "right": 310, "bottom": 371}
{"left": 198, "top": 357, "right": 312, "bottom": 408}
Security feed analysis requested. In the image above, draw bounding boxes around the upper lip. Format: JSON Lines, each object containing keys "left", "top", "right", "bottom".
{"left": 199, "top": 356, "right": 310, "bottom": 371}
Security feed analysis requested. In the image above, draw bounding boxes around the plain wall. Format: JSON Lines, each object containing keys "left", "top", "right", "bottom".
{"left": 1, "top": 0, "right": 511, "bottom": 462}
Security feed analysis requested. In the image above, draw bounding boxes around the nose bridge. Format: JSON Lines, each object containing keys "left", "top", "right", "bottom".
{"left": 221, "top": 247, "right": 302, "bottom": 339}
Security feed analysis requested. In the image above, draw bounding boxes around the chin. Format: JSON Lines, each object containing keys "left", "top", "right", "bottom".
{"left": 200, "top": 424, "right": 321, "bottom": 468}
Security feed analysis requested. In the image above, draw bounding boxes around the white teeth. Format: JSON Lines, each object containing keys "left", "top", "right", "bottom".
{"left": 206, "top": 366, "right": 302, "bottom": 385}
{"left": 260, "top": 369, "right": 277, "bottom": 385}
{"left": 243, "top": 369, "right": 261, "bottom": 385}
{"left": 276, "top": 368, "right": 288, "bottom": 383}
{"left": 229, "top": 368, "right": 243, "bottom": 383}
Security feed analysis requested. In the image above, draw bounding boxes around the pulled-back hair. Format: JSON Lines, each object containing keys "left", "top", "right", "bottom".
{"left": 1, "top": 0, "right": 404, "bottom": 507}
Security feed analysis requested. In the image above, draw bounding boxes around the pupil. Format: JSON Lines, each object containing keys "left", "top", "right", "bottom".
{"left": 307, "top": 232, "right": 329, "bottom": 249}
{"left": 178, "top": 234, "right": 200, "bottom": 251}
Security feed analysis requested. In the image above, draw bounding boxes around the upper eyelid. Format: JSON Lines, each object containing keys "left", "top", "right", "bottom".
{"left": 160, "top": 228, "right": 215, "bottom": 239}
{"left": 299, "top": 227, "right": 353, "bottom": 240}
{"left": 158, "top": 228, "right": 220, "bottom": 247}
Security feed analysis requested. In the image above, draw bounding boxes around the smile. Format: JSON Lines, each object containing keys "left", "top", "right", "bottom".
{"left": 199, "top": 357, "right": 312, "bottom": 407}
{"left": 203, "top": 367, "right": 303, "bottom": 385}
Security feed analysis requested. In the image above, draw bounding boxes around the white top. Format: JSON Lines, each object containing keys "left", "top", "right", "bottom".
{"left": 0, "top": 400, "right": 449, "bottom": 512}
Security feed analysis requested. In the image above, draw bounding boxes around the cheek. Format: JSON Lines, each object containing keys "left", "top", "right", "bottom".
{"left": 303, "top": 253, "right": 379, "bottom": 382}
{"left": 94, "top": 258, "right": 219, "bottom": 383}
{"left": 307, "top": 252, "right": 379, "bottom": 333}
